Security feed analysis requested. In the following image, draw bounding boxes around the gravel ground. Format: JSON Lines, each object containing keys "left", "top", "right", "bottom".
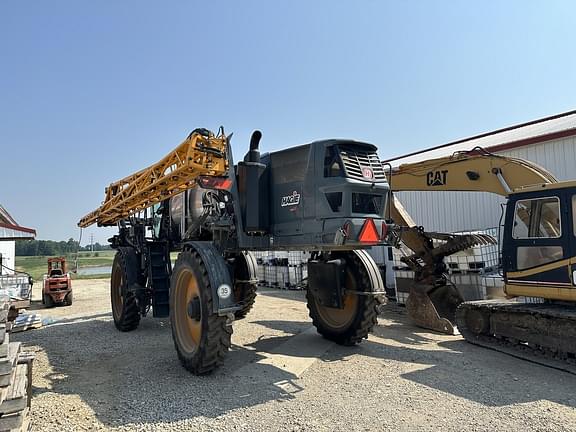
{"left": 12, "top": 279, "right": 576, "bottom": 431}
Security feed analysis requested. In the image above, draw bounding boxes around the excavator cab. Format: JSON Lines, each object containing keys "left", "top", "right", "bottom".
{"left": 455, "top": 182, "right": 576, "bottom": 365}
{"left": 502, "top": 185, "right": 576, "bottom": 301}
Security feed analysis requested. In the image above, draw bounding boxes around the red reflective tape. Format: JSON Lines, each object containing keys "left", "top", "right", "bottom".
{"left": 198, "top": 176, "right": 232, "bottom": 190}
{"left": 381, "top": 221, "right": 389, "bottom": 240}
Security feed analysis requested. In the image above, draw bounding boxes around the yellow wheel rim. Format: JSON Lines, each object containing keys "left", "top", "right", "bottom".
{"left": 174, "top": 268, "right": 202, "bottom": 354}
{"left": 314, "top": 271, "right": 359, "bottom": 330}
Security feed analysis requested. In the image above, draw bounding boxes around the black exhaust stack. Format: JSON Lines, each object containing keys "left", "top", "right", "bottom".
{"left": 245, "top": 130, "right": 262, "bottom": 163}
{"left": 238, "top": 130, "right": 269, "bottom": 233}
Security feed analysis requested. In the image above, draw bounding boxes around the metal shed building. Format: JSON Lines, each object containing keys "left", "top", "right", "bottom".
{"left": 0, "top": 204, "right": 36, "bottom": 275}
{"left": 386, "top": 110, "right": 576, "bottom": 233}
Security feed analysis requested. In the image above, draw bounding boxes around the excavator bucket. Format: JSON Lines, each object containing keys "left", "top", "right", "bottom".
{"left": 405, "top": 282, "right": 464, "bottom": 335}
{"left": 401, "top": 232, "right": 495, "bottom": 335}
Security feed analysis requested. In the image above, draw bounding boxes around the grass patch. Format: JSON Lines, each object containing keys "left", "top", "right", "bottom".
{"left": 15, "top": 250, "right": 115, "bottom": 281}
{"left": 16, "top": 250, "right": 183, "bottom": 281}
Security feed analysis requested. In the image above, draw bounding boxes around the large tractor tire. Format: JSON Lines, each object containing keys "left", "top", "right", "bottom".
{"left": 231, "top": 251, "right": 258, "bottom": 320}
{"left": 306, "top": 250, "right": 384, "bottom": 346}
{"left": 110, "top": 247, "right": 142, "bottom": 332}
{"left": 170, "top": 248, "right": 232, "bottom": 375}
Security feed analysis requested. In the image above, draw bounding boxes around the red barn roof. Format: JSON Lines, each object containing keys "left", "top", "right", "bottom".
{"left": 0, "top": 205, "right": 36, "bottom": 240}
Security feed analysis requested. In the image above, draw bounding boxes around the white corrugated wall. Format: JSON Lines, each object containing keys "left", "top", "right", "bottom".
{"left": 0, "top": 241, "right": 15, "bottom": 275}
{"left": 394, "top": 135, "right": 576, "bottom": 232}
{"left": 503, "top": 135, "right": 576, "bottom": 181}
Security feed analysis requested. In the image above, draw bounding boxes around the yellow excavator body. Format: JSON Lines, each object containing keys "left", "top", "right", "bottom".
{"left": 386, "top": 149, "right": 558, "bottom": 333}
{"left": 388, "top": 148, "right": 576, "bottom": 372}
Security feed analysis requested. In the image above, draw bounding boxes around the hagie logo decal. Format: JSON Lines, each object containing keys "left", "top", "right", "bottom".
{"left": 426, "top": 170, "right": 448, "bottom": 186}
{"left": 362, "top": 167, "right": 374, "bottom": 179}
{"left": 281, "top": 191, "right": 301, "bottom": 207}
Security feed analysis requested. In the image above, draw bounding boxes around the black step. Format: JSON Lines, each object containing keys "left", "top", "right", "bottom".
{"left": 146, "top": 242, "right": 171, "bottom": 318}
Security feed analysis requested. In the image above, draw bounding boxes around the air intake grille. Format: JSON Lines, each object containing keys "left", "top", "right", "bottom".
{"left": 338, "top": 146, "right": 387, "bottom": 181}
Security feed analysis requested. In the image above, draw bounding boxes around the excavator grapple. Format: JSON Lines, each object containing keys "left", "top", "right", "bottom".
{"left": 400, "top": 228, "right": 496, "bottom": 335}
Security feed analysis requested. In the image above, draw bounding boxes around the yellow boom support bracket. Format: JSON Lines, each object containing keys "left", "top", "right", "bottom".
{"left": 78, "top": 128, "right": 229, "bottom": 228}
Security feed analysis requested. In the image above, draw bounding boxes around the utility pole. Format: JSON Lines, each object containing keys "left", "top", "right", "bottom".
{"left": 90, "top": 233, "right": 94, "bottom": 252}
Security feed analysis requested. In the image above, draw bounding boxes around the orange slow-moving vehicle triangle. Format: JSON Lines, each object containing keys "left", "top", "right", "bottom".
{"left": 358, "top": 218, "right": 379, "bottom": 243}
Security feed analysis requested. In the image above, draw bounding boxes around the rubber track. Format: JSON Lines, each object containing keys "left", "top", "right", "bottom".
{"left": 172, "top": 249, "right": 232, "bottom": 375}
{"left": 456, "top": 303, "right": 576, "bottom": 376}
{"left": 113, "top": 248, "right": 141, "bottom": 332}
{"left": 307, "top": 250, "right": 382, "bottom": 346}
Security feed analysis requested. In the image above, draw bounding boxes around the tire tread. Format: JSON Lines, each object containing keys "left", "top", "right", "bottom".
{"left": 111, "top": 248, "right": 141, "bottom": 332}
{"left": 171, "top": 249, "right": 231, "bottom": 375}
{"left": 307, "top": 251, "right": 380, "bottom": 345}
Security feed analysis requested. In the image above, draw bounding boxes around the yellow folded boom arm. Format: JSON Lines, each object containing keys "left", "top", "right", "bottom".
{"left": 78, "top": 129, "right": 229, "bottom": 228}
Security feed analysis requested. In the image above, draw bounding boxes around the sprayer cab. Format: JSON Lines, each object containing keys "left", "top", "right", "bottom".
{"left": 236, "top": 131, "right": 391, "bottom": 250}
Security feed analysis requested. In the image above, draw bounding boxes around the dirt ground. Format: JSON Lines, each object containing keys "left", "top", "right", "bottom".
{"left": 12, "top": 279, "right": 576, "bottom": 431}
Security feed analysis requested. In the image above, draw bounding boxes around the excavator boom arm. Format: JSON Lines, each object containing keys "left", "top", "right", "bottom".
{"left": 390, "top": 149, "right": 557, "bottom": 196}
{"left": 78, "top": 129, "right": 229, "bottom": 228}
{"left": 388, "top": 149, "right": 558, "bottom": 253}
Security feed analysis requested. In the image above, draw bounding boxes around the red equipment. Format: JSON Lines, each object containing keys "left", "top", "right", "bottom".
{"left": 42, "top": 257, "right": 72, "bottom": 307}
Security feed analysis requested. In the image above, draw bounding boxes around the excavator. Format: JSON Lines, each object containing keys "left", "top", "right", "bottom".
{"left": 79, "top": 127, "right": 394, "bottom": 374}
{"left": 387, "top": 147, "right": 576, "bottom": 371}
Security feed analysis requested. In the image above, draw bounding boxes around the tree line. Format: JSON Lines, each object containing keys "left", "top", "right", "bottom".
{"left": 15, "top": 239, "right": 111, "bottom": 256}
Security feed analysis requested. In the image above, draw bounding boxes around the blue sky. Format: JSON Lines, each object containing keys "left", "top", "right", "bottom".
{"left": 1, "top": 1, "right": 575, "bottom": 244}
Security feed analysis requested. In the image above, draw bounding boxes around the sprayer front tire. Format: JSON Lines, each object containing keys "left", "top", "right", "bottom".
{"left": 170, "top": 249, "right": 232, "bottom": 375}
{"left": 307, "top": 251, "right": 381, "bottom": 346}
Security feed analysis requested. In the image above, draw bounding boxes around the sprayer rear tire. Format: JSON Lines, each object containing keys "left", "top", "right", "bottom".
{"left": 110, "top": 248, "right": 141, "bottom": 332}
{"left": 170, "top": 249, "right": 232, "bottom": 375}
{"left": 232, "top": 251, "right": 258, "bottom": 320}
{"left": 307, "top": 251, "right": 380, "bottom": 346}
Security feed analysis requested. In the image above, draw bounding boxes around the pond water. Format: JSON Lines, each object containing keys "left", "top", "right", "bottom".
{"left": 77, "top": 265, "right": 112, "bottom": 276}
